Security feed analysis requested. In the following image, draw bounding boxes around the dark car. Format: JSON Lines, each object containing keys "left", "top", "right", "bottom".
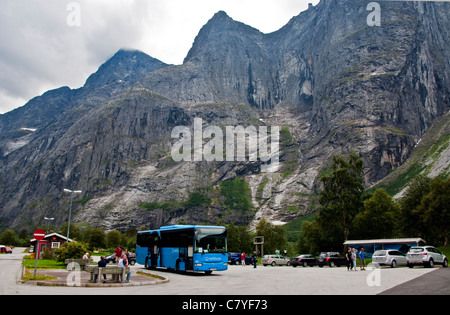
{"left": 228, "top": 253, "right": 254, "bottom": 265}
{"left": 317, "top": 252, "right": 347, "bottom": 267}
{"left": 291, "top": 254, "right": 317, "bottom": 267}
{"left": 105, "top": 252, "right": 136, "bottom": 265}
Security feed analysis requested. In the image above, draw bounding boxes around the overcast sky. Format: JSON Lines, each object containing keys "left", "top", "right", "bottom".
{"left": 0, "top": 0, "right": 320, "bottom": 114}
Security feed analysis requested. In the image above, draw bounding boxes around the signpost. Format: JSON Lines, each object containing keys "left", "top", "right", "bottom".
{"left": 33, "top": 229, "right": 46, "bottom": 278}
{"left": 254, "top": 236, "right": 264, "bottom": 257}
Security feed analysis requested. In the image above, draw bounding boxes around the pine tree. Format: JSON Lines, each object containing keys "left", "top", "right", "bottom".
{"left": 318, "top": 152, "right": 364, "bottom": 243}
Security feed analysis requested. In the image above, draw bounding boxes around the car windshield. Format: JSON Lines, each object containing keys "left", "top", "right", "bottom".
{"left": 409, "top": 248, "right": 424, "bottom": 253}
{"left": 195, "top": 227, "right": 227, "bottom": 253}
{"left": 373, "top": 250, "right": 386, "bottom": 256}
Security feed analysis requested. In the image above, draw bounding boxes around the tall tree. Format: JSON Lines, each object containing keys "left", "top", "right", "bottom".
{"left": 318, "top": 152, "right": 364, "bottom": 243}
{"left": 255, "top": 218, "right": 287, "bottom": 255}
{"left": 421, "top": 177, "right": 450, "bottom": 246}
{"left": 106, "top": 230, "right": 123, "bottom": 248}
{"left": 400, "top": 175, "right": 431, "bottom": 238}
{"left": 0, "top": 229, "right": 17, "bottom": 246}
{"left": 89, "top": 228, "right": 106, "bottom": 249}
{"left": 353, "top": 188, "right": 401, "bottom": 239}
{"left": 225, "top": 223, "right": 253, "bottom": 253}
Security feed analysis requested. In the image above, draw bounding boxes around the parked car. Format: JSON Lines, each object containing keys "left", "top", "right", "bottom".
{"left": 317, "top": 252, "right": 347, "bottom": 267}
{"left": 228, "top": 253, "right": 253, "bottom": 265}
{"left": 0, "top": 246, "right": 12, "bottom": 254}
{"left": 261, "top": 255, "right": 291, "bottom": 266}
{"left": 291, "top": 254, "right": 317, "bottom": 267}
{"left": 372, "top": 250, "right": 407, "bottom": 268}
{"left": 407, "top": 246, "right": 448, "bottom": 268}
{"left": 105, "top": 252, "right": 136, "bottom": 265}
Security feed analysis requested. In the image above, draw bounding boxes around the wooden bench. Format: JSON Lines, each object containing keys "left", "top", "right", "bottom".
{"left": 65, "top": 259, "right": 94, "bottom": 270}
{"left": 86, "top": 266, "right": 131, "bottom": 283}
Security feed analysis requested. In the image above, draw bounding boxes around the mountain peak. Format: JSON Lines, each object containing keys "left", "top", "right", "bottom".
{"left": 184, "top": 10, "right": 262, "bottom": 63}
{"left": 84, "top": 49, "right": 168, "bottom": 90}
{"left": 211, "top": 10, "right": 231, "bottom": 20}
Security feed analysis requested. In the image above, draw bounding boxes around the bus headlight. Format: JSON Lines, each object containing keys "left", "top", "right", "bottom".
{"left": 195, "top": 263, "right": 203, "bottom": 267}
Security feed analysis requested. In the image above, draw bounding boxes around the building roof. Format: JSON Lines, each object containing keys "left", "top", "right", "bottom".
{"left": 344, "top": 238, "right": 426, "bottom": 245}
{"left": 30, "top": 232, "right": 74, "bottom": 243}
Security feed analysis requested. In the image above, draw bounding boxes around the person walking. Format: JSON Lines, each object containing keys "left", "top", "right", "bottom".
{"left": 359, "top": 247, "right": 366, "bottom": 271}
{"left": 346, "top": 247, "right": 353, "bottom": 271}
{"left": 351, "top": 248, "right": 357, "bottom": 271}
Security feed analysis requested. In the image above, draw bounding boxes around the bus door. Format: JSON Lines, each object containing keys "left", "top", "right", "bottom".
{"left": 148, "top": 232, "right": 160, "bottom": 268}
{"left": 187, "top": 245, "right": 194, "bottom": 270}
{"left": 178, "top": 247, "right": 186, "bottom": 271}
{"left": 177, "top": 245, "right": 193, "bottom": 271}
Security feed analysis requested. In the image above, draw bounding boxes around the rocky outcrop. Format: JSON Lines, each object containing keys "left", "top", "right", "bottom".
{"left": 0, "top": 0, "right": 449, "bottom": 231}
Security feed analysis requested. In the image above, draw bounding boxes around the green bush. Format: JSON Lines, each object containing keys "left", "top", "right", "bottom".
{"left": 53, "top": 242, "right": 89, "bottom": 262}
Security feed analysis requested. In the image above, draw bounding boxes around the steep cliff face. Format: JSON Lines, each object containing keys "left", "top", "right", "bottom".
{"left": 0, "top": 0, "right": 449, "bottom": 231}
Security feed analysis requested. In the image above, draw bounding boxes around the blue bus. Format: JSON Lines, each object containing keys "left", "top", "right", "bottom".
{"left": 136, "top": 225, "right": 228, "bottom": 274}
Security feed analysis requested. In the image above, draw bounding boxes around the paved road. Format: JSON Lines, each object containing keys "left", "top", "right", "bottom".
{"left": 1, "top": 247, "right": 441, "bottom": 296}
{"left": 379, "top": 267, "right": 450, "bottom": 295}
{"left": 0, "top": 247, "right": 27, "bottom": 295}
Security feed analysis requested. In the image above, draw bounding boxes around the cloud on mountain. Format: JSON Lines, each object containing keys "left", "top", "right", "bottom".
{"left": 0, "top": 0, "right": 317, "bottom": 114}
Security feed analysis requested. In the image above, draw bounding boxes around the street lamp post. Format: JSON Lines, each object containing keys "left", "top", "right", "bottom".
{"left": 44, "top": 217, "right": 54, "bottom": 233}
{"left": 64, "top": 189, "right": 82, "bottom": 242}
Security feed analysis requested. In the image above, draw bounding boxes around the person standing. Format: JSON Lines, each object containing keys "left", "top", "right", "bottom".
{"left": 115, "top": 245, "right": 122, "bottom": 263}
{"left": 241, "top": 252, "right": 246, "bottom": 266}
{"left": 252, "top": 252, "right": 258, "bottom": 269}
{"left": 118, "top": 254, "right": 131, "bottom": 283}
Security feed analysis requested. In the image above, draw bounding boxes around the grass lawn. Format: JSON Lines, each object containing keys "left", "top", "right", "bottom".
{"left": 22, "top": 269, "right": 57, "bottom": 281}
{"left": 23, "top": 258, "right": 66, "bottom": 269}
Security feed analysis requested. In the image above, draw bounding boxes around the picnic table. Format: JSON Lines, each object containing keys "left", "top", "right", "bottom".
{"left": 86, "top": 266, "right": 131, "bottom": 283}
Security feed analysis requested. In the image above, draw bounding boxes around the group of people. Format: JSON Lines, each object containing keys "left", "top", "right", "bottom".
{"left": 346, "top": 247, "right": 366, "bottom": 271}
{"left": 90, "top": 246, "right": 132, "bottom": 283}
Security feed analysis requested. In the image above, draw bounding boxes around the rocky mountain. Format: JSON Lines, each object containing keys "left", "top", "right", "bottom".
{"left": 1, "top": 0, "right": 449, "bottom": 232}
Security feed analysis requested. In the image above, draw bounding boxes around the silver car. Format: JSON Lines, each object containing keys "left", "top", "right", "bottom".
{"left": 261, "top": 255, "right": 290, "bottom": 266}
{"left": 407, "top": 246, "right": 448, "bottom": 268}
{"left": 372, "top": 250, "right": 407, "bottom": 268}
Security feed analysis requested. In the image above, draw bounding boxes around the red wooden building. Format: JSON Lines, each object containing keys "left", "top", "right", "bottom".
{"left": 30, "top": 233, "right": 74, "bottom": 259}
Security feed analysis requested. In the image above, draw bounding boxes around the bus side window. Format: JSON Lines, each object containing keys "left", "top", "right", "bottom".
{"left": 188, "top": 245, "right": 193, "bottom": 257}
{"left": 180, "top": 247, "right": 186, "bottom": 259}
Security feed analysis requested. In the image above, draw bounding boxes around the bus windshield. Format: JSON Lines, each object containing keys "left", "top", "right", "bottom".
{"left": 195, "top": 227, "right": 227, "bottom": 254}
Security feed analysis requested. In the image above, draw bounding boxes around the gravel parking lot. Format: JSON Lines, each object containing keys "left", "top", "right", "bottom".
{"left": 0, "top": 248, "right": 441, "bottom": 296}
{"left": 142, "top": 264, "right": 436, "bottom": 295}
